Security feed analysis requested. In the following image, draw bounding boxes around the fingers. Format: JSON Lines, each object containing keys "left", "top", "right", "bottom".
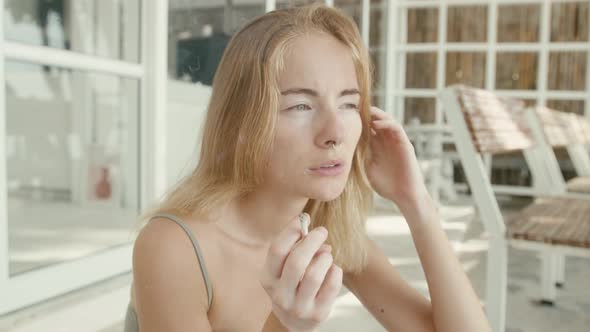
{"left": 294, "top": 251, "right": 334, "bottom": 310}
{"left": 279, "top": 227, "right": 328, "bottom": 294}
{"left": 369, "top": 106, "right": 393, "bottom": 121}
{"left": 314, "top": 264, "right": 343, "bottom": 314}
{"left": 369, "top": 107, "right": 402, "bottom": 134}
{"left": 261, "top": 220, "right": 338, "bottom": 332}
{"left": 372, "top": 119, "right": 395, "bottom": 130}
{"left": 264, "top": 217, "right": 304, "bottom": 281}
{"left": 371, "top": 117, "right": 411, "bottom": 145}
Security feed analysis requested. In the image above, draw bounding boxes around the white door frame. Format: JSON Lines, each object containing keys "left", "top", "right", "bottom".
{"left": 0, "top": 0, "right": 169, "bottom": 314}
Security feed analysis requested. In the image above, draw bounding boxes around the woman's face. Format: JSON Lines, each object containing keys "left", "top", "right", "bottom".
{"left": 265, "top": 32, "right": 363, "bottom": 201}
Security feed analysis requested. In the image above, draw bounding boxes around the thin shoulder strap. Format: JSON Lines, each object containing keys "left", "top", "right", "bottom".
{"left": 150, "top": 213, "right": 213, "bottom": 310}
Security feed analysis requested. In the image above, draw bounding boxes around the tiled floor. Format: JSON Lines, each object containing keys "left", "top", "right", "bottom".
{"left": 3, "top": 197, "right": 590, "bottom": 331}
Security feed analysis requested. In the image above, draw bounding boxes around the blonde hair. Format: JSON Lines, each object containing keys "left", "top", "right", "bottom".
{"left": 142, "top": 4, "right": 374, "bottom": 273}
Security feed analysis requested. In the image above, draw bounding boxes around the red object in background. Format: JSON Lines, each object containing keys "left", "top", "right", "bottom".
{"left": 95, "top": 167, "right": 112, "bottom": 199}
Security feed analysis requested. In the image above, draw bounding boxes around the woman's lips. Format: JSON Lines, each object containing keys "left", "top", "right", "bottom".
{"left": 307, "top": 163, "right": 345, "bottom": 176}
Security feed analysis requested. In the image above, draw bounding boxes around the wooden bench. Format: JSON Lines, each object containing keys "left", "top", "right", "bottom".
{"left": 526, "top": 106, "right": 590, "bottom": 196}
{"left": 440, "top": 85, "right": 590, "bottom": 332}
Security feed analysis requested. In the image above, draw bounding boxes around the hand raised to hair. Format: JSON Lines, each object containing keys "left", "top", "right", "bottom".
{"left": 366, "top": 106, "right": 429, "bottom": 209}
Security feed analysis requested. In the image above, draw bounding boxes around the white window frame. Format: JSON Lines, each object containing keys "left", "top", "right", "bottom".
{"left": 390, "top": 0, "right": 590, "bottom": 124}
{"left": 387, "top": 0, "right": 590, "bottom": 196}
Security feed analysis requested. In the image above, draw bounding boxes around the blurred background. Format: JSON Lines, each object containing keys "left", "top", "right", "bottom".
{"left": 0, "top": 0, "right": 589, "bottom": 331}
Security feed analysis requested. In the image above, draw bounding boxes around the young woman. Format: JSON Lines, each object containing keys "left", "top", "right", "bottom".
{"left": 126, "top": 4, "right": 491, "bottom": 332}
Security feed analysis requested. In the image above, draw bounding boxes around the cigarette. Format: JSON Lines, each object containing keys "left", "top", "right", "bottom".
{"left": 299, "top": 212, "right": 310, "bottom": 236}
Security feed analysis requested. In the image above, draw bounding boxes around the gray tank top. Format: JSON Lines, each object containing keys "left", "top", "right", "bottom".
{"left": 124, "top": 213, "right": 213, "bottom": 332}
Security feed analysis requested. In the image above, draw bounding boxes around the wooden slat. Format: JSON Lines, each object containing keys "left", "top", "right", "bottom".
{"left": 506, "top": 197, "right": 590, "bottom": 248}
{"left": 535, "top": 106, "right": 590, "bottom": 146}
{"left": 454, "top": 85, "right": 534, "bottom": 153}
{"left": 574, "top": 115, "right": 590, "bottom": 144}
{"left": 468, "top": 116, "right": 528, "bottom": 131}
{"left": 566, "top": 176, "right": 590, "bottom": 194}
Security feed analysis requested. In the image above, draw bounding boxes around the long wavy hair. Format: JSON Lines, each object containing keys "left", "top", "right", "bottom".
{"left": 142, "top": 4, "right": 375, "bottom": 273}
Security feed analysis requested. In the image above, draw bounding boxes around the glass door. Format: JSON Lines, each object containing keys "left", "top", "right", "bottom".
{"left": 0, "top": 0, "right": 145, "bottom": 314}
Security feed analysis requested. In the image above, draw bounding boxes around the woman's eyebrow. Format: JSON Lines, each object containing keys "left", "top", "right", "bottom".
{"left": 280, "top": 88, "right": 360, "bottom": 97}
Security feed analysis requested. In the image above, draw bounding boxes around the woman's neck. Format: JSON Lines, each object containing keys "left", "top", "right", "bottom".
{"left": 215, "top": 188, "right": 309, "bottom": 248}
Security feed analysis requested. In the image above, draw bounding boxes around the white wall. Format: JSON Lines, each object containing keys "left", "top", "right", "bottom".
{"left": 165, "top": 80, "right": 211, "bottom": 187}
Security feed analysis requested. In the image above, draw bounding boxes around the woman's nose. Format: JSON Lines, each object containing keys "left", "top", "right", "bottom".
{"left": 315, "top": 110, "right": 345, "bottom": 150}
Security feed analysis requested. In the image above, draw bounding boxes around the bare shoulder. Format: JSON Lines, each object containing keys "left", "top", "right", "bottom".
{"left": 131, "top": 215, "right": 215, "bottom": 331}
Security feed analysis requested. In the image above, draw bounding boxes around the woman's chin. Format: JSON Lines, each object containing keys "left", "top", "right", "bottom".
{"left": 306, "top": 185, "right": 346, "bottom": 202}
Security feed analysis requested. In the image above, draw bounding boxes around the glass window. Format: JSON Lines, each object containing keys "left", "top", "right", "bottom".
{"left": 497, "top": 4, "right": 540, "bottom": 43}
{"left": 447, "top": 5, "right": 487, "bottom": 43}
{"left": 369, "top": 6, "right": 384, "bottom": 48}
{"left": 407, "top": 8, "right": 438, "bottom": 43}
{"left": 276, "top": 0, "right": 324, "bottom": 9}
{"left": 368, "top": 2, "right": 387, "bottom": 109}
{"left": 405, "top": 53, "right": 437, "bottom": 89}
{"left": 551, "top": 1, "right": 589, "bottom": 42}
{"left": 3, "top": 0, "right": 141, "bottom": 62}
{"left": 372, "top": 93, "right": 384, "bottom": 110}
{"left": 5, "top": 60, "right": 140, "bottom": 275}
{"left": 370, "top": 50, "right": 384, "bottom": 90}
{"left": 495, "top": 52, "right": 538, "bottom": 90}
{"left": 547, "top": 100, "right": 585, "bottom": 115}
{"left": 168, "top": 0, "right": 266, "bottom": 84}
{"left": 548, "top": 52, "right": 587, "bottom": 91}
{"left": 404, "top": 97, "right": 436, "bottom": 124}
{"left": 335, "top": 0, "right": 362, "bottom": 29}
{"left": 446, "top": 52, "right": 486, "bottom": 88}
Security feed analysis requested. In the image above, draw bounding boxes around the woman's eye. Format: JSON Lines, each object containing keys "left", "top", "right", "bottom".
{"left": 289, "top": 104, "right": 311, "bottom": 111}
{"left": 343, "top": 103, "right": 359, "bottom": 110}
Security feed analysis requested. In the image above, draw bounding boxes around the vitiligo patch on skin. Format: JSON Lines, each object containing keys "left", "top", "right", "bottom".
{"left": 299, "top": 212, "right": 310, "bottom": 236}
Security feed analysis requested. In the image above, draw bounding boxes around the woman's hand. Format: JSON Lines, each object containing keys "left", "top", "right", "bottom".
{"left": 366, "top": 106, "right": 429, "bottom": 209}
{"left": 260, "top": 216, "right": 343, "bottom": 332}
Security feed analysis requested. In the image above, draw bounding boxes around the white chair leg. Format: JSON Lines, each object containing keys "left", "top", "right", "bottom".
{"left": 441, "top": 159, "right": 458, "bottom": 201}
{"left": 429, "top": 161, "right": 441, "bottom": 204}
{"left": 540, "top": 252, "right": 557, "bottom": 305}
{"left": 555, "top": 254, "right": 565, "bottom": 287}
{"left": 487, "top": 238, "right": 507, "bottom": 332}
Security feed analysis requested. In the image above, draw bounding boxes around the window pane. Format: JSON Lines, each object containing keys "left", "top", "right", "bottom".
{"left": 4, "top": 0, "right": 141, "bottom": 62}
{"left": 405, "top": 53, "right": 437, "bottom": 89}
{"left": 370, "top": 50, "right": 384, "bottom": 90}
{"left": 546, "top": 100, "right": 585, "bottom": 115}
{"left": 404, "top": 97, "right": 436, "bottom": 124}
{"left": 371, "top": 94, "right": 384, "bottom": 109}
{"left": 277, "top": 0, "right": 324, "bottom": 9}
{"left": 445, "top": 52, "right": 486, "bottom": 88}
{"left": 5, "top": 61, "right": 140, "bottom": 276}
{"left": 335, "top": 0, "right": 362, "bottom": 29}
{"left": 369, "top": 6, "right": 384, "bottom": 48}
{"left": 496, "top": 52, "right": 538, "bottom": 90}
{"left": 447, "top": 6, "right": 487, "bottom": 42}
{"left": 548, "top": 52, "right": 587, "bottom": 91}
{"left": 169, "top": 0, "right": 266, "bottom": 84}
{"left": 551, "top": 1, "right": 589, "bottom": 42}
{"left": 497, "top": 4, "right": 540, "bottom": 43}
{"left": 407, "top": 8, "right": 438, "bottom": 43}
